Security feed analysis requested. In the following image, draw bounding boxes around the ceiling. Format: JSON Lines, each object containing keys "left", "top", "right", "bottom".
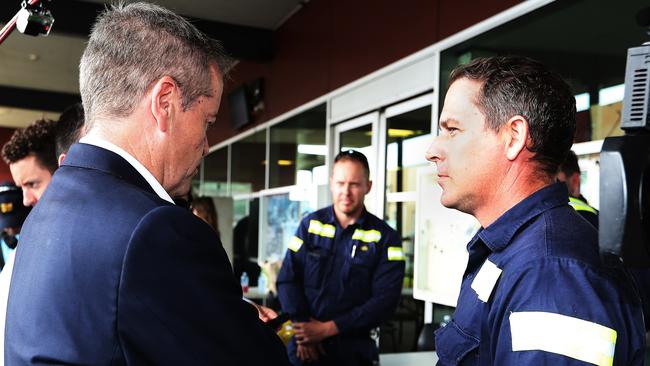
{"left": 0, "top": 0, "right": 305, "bottom": 129}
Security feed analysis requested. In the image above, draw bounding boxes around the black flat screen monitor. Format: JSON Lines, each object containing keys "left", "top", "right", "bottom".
{"left": 228, "top": 85, "right": 251, "bottom": 130}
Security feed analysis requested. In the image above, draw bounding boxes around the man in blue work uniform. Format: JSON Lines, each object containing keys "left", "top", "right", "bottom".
{"left": 557, "top": 150, "right": 598, "bottom": 228}
{"left": 278, "top": 150, "right": 405, "bottom": 366}
{"left": 426, "top": 56, "right": 645, "bottom": 365}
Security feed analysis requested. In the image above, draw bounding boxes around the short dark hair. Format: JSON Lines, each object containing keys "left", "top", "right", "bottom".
{"left": 1, "top": 119, "right": 58, "bottom": 173}
{"left": 334, "top": 150, "right": 370, "bottom": 179}
{"left": 558, "top": 150, "right": 580, "bottom": 177}
{"left": 191, "top": 196, "right": 218, "bottom": 231}
{"left": 449, "top": 56, "right": 576, "bottom": 177}
{"left": 55, "top": 102, "right": 85, "bottom": 157}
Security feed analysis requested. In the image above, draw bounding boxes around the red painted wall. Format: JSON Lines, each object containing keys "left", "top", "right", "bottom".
{"left": 0, "top": 127, "right": 16, "bottom": 183}
{"left": 209, "top": 0, "right": 521, "bottom": 145}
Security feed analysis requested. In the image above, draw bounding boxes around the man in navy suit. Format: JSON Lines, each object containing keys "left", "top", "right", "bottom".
{"left": 5, "top": 3, "right": 289, "bottom": 365}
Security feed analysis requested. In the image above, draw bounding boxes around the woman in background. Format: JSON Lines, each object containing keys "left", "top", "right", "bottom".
{"left": 191, "top": 197, "right": 219, "bottom": 238}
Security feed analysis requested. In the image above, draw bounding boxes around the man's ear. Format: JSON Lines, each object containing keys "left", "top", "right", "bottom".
{"left": 503, "top": 115, "right": 529, "bottom": 161}
{"left": 57, "top": 153, "right": 66, "bottom": 167}
{"left": 150, "top": 76, "right": 178, "bottom": 133}
{"left": 569, "top": 171, "right": 581, "bottom": 195}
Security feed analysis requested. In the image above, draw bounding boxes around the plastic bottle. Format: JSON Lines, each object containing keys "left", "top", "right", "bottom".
{"left": 258, "top": 271, "right": 268, "bottom": 295}
{"left": 240, "top": 272, "right": 249, "bottom": 294}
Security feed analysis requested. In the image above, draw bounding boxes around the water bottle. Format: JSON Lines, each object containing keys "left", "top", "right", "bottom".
{"left": 258, "top": 271, "right": 268, "bottom": 295}
{"left": 240, "top": 272, "right": 249, "bottom": 294}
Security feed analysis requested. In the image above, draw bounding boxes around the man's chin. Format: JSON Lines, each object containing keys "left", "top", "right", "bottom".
{"left": 439, "top": 193, "right": 457, "bottom": 210}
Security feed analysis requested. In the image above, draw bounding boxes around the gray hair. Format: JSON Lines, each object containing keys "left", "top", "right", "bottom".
{"left": 79, "top": 2, "right": 234, "bottom": 128}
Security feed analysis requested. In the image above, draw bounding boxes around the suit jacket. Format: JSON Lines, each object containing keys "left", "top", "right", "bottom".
{"left": 5, "top": 143, "right": 289, "bottom": 365}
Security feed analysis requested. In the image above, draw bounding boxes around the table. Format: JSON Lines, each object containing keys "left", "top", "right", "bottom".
{"left": 379, "top": 351, "right": 438, "bottom": 366}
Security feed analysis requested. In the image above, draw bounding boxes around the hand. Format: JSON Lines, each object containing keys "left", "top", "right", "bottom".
{"left": 296, "top": 343, "right": 325, "bottom": 363}
{"left": 242, "top": 298, "right": 278, "bottom": 322}
{"left": 256, "top": 304, "right": 278, "bottom": 322}
{"left": 293, "top": 319, "right": 339, "bottom": 345}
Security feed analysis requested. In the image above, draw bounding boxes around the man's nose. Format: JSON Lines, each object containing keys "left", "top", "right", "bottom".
{"left": 23, "top": 191, "right": 35, "bottom": 207}
{"left": 425, "top": 135, "right": 442, "bottom": 163}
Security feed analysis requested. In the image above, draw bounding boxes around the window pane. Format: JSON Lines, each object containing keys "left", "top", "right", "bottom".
{"left": 231, "top": 130, "right": 266, "bottom": 193}
{"left": 202, "top": 147, "right": 228, "bottom": 196}
{"left": 385, "top": 200, "right": 416, "bottom": 288}
{"left": 386, "top": 105, "right": 432, "bottom": 194}
{"left": 233, "top": 197, "right": 261, "bottom": 285}
{"left": 269, "top": 104, "right": 327, "bottom": 188}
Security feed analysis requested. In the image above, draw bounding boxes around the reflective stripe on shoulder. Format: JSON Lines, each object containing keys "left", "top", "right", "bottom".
{"left": 568, "top": 197, "right": 598, "bottom": 214}
{"left": 387, "top": 246, "right": 404, "bottom": 261}
{"left": 288, "top": 236, "right": 304, "bottom": 252}
{"left": 510, "top": 311, "right": 616, "bottom": 366}
{"left": 470, "top": 259, "right": 502, "bottom": 302}
{"left": 352, "top": 229, "right": 382, "bottom": 243}
{"left": 308, "top": 220, "right": 335, "bottom": 238}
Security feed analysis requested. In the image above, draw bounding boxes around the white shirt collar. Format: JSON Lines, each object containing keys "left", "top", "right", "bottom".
{"left": 78, "top": 136, "right": 175, "bottom": 204}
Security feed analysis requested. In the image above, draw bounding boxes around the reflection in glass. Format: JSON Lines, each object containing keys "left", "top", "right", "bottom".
{"left": 386, "top": 105, "right": 432, "bottom": 194}
{"left": 269, "top": 104, "right": 327, "bottom": 188}
{"left": 231, "top": 130, "right": 266, "bottom": 193}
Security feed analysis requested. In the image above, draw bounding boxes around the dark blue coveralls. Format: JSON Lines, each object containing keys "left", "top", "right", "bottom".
{"left": 435, "top": 183, "right": 646, "bottom": 365}
{"left": 277, "top": 206, "right": 405, "bottom": 366}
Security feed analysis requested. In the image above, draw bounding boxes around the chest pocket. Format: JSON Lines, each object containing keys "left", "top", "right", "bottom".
{"left": 435, "top": 320, "right": 479, "bottom": 366}
{"left": 346, "top": 245, "right": 375, "bottom": 294}
{"left": 303, "top": 248, "right": 329, "bottom": 288}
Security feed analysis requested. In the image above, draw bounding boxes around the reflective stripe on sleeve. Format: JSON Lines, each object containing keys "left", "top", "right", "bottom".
{"left": 387, "top": 246, "right": 404, "bottom": 261}
{"left": 352, "top": 229, "right": 382, "bottom": 243}
{"left": 568, "top": 197, "right": 598, "bottom": 214}
{"left": 308, "top": 220, "right": 336, "bottom": 238}
{"left": 470, "top": 259, "right": 502, "bottom": 302}
{"left": 510, "top": 311, "right": 616, "bottom": 366}
{"left": 288, "top": 236, "right": 304, "bottom": 252}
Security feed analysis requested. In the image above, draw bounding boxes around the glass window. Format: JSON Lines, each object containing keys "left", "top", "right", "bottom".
{"left": 269, "top": 104, "right": 327, "bottom": 188}
{"left": 438, "top": 0, "right": 647, "bottom": 143}
{"left": 201, "top": 147, "right": 228, "bottom": 196}
{"left": 577, "top": 152, "right": 600, "bottom": 209}
{"left": 231, "top": 130, "right": 266, "bottom": 193}
{"left": 385, "top": 200, "right": 416, "bottom": 287}
{"left": 386, "top": 105, "right": 432, "bottom": 194}
{"left": 232, "top": 197, "right": 261, "bottom": 285}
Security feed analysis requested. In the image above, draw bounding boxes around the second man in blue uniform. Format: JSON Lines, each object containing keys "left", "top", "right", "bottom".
{"left": 278, "top": 150, "right": 405, "bottom": 366}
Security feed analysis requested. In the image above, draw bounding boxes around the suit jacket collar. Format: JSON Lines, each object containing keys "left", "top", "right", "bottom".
{"left": 62, "top": 143, "right": 157, "bottom": 197}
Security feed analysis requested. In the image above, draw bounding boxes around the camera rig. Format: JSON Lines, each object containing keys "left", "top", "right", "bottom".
{"left": 0, "top": 0, "right": 53, "bottom": 45}
{"left": 599, "top": 6, "right": 650, "bottom": 266}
